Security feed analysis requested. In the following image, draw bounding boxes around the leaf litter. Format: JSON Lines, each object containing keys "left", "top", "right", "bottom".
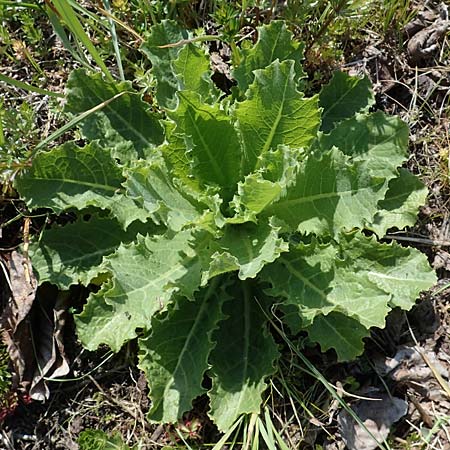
{"left": 0, "top": 252, "right": 70, "bottom": 403}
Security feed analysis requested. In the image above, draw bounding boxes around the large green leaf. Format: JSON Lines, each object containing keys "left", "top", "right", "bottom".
{"left": 263, "top": 148, "right": 387, "bottom": 236}
{"left": 317, "top": 111, "right": 409, "bottom": 179}
{"left": 369, "top": 169, "right": 428, "bottom": 237}
{"left": 208, "top": 285, "right": 279, "bottom": 431}
{"left": 229, "top": 145, "right": 302, "bottom": 222}
{"left": 233, "top": 20, "right": 305, "bottom": 93}
{"left": 319, "top": 71, "right": 375, "bottom": 132}
{"left": 306, "top": 313, "right": 369, "bottom": 361}
{"left": 234, "top": 60, "right": 320, "bottom": 176}
{"left": 124, "top": 158, "right": 210, "bottom": 232}
{"left": 262, "top": 232, "right": 436, "bottom": 331}
{"left": 75, "top": 229, "right": 205, "bottom": 351}
{"left": 15, "top": 141, "right": 122, "bottom": 213}
{"left": 141, "top": 21, "right": 217, "bottom": 108}
{"left": 140, "top": 20, "right": 187, "bottom": 109}
{"left": 340, "top": 232, "right": 436, "bottom": 310}
{"left": 30, "top": 216, "right": 136, "bottom": 289}
{"left": 203, "top": 218, "right": 288, "bottom": 282}
{"left": 139, "top": 281, "right": 227, "bottom": 423}
{"left": 65, "top": 69, "right": 164, "bottom": 161}
{"left": 15, "top": 141, "right": 147, "bottom": 229}
{"left": 168, "top": 91, "right": 241, "bottom": 196}
{"left": 172, "top": 44, "right": 219, "bottom": 102}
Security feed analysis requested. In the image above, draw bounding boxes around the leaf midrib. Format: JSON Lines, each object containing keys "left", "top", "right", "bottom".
{"left": 108, "top": 261, "right": 186, "bottom": 300}
{"left": 30, "top": 177, "right": 118, "bottom": 192}
{"left": 230, "top": 284, "right": 251, "bottom": 420}
{"left": 283, "top": 259, "right": 327, "bottom": 300}
{"left": 270, "top": 180, "right": 385, "bottom": 211}
{"left": 322, "top": 80, "right": 361, "bottom": 127}
{"left": 162, "top": 295, "right": 210, "bottom": 407}
{"left": 260, "top": 68, "right": 290, "bottom": 156}
{"left": 84, "top": 83, "right": 152, "bottom": 149}
{"left": 38, "top": 245, "right": 119, "bottom": 267}
{"left": 368, "top": 270, "right": 429, "bottom": 283}
{"left": 185, "top": 107, "right": 224, "bottom": 185}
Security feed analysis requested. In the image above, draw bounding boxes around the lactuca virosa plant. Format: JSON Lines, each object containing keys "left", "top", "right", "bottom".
{"left": 15, "top": 21, "right": 436, "bottom": 430}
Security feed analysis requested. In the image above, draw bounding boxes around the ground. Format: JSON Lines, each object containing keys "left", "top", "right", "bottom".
{"left": 0, "top": 1, "right": 449, "bottom": 449}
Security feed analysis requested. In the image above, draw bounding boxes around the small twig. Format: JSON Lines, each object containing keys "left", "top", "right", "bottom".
{"left": 384, "top": 234, "right": 450, "bottom": 246}
{"left": 150, "top": 424, "right": 165, "bottom": 442}
{"left": 22, "top": 217, "right": 32, "bottom": 285}
{"left": 88, "top": 375, "right": 137, "bottom": 418}
{"left": 407, "top": 392, "right": 434, "bottom": 428}
{"left": 157, "top": 35, "right": 222, "bottom": 49}
{"left": 95, "top": 5, "right": 144, "bottom": 43}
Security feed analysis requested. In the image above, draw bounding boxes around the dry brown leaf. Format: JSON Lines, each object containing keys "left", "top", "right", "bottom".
{"left": 29, "top": 291, "right": 70, "bottom": 401}
{"left": 337, "top": 392, "right": 408, "bottom": 450}
{"left": 1, "top": 251, "right": 37, "bottom": 391}
{"left": 406, "top": 2, "right": 450, "bottom": 63}
{"left": 0, "top": 251, "right": 70, "bottom": 401}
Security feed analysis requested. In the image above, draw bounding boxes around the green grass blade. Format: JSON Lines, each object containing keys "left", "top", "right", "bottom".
{"left": 51, "top": 0, "right": 114, "bottom": 81}
{"left": 102, "top": 0, "right": 124, "bottom": 81}
{"left": 243, "top": 413, "right": 258, "bottom": 450}
{"left": 251, "top": 418, "right": 259, "bottom": 450}
{"left": 269, "top": 317, "right": 391, "bottom": 450}
{"left": 45, "top": 4, "right": 90, "bottom": 68}
{"left": 257, "top": 418, "right": 274, "bottom": 450}
{"left": 211, "top": 416, "right": 244, "bottom": 450}
{"left": 66, "top": 0, "right": 112, "bottom": 44}
{"left": 0, "top": 115, "right": 4, "bottom": 146}
{"left": 264, "top": 409, "right": 290, "bottom": 450}
{"left": 263, "top": 409, "right": 276, "bottom": 448}
{"left": 0, "top": 73, "right": 64, "bottom": 98}
{"left": 32, "top": 90, "right": 127, "bottom": 154}
{"left": 67, "top": 0, "right": 103, "bottom": 23}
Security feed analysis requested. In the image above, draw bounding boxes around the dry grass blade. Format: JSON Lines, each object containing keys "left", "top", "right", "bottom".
{"left": 94, "top": 4, "right": 144, "bottom": 43}
{"left": 384, "top": 234, "right": 450, "bottom": 246}
{"left": 157, "top": 35, "right": 222, "bottom": 48}
{"left": 407, "top": 319, "right": 450, "bottom": 399}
